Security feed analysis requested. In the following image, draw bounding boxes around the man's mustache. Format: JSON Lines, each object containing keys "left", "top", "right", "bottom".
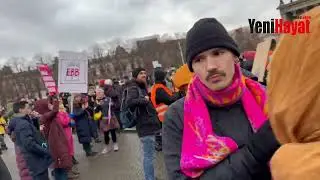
{"left": 206, "top": 70, "right": 226, "bottom": 81}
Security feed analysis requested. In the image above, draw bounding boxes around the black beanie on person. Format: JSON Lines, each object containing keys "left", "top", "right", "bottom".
{"left": 186, "top": 18, "right": 240, "bottom": 72}
{"left": 132, "top": 67, "right": 146, "bottom": 78}
{"left": 154, "top": 69, "right": 167, "bottom": 83}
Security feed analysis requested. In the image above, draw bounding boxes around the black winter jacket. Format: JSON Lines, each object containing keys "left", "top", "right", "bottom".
{"left": 163, "top": 98, "right": 279, "bottom": 180}
{"left": 126, "top": 80, "right": 161, "bottom": 137}
{"left": 73, "top": 108, "right": 94, "bottom": 144}
{"left": 154, "top": 82, "right": 183, "bottom": 106}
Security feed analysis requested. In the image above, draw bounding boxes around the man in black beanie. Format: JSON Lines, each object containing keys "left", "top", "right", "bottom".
{"left": 125, "top": 67, "right": 161, "bottom": 180}
{"left": 163, "top": 18, "right": 279, "bottom": 180}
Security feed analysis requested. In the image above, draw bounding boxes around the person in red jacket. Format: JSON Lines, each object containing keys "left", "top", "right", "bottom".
{"left": 38, "top": 97, "right": 75, "bottom": 180}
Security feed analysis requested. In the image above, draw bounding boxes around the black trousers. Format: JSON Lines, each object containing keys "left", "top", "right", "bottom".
{"left": 104, "top": 129, "right": 117, "bottom": 145}
{"left": 114, "top": 111, "right": 122, "bottom": 129}
{"left": 82, "top": 143, "right": 92, "bottom": 153}
{"left": 33, "top": 170, "right": 49, "bottom": 180}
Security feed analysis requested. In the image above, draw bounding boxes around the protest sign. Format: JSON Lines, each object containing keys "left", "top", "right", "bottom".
{"left": 251, "top": 38, "right": 272, "bottom": 82}
{"left": 37, "top": 64, "right": 58, "bottom": 95}
{"left": 58, "top": 51, "right": 88, "bottom": 93}
{"left": 152, "top": 61, "right": 162, "bottom": 68}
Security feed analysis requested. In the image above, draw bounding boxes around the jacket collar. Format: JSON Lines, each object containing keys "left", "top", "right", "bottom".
{"left": 12, "top": 113, "right": 26, "bottom": 118}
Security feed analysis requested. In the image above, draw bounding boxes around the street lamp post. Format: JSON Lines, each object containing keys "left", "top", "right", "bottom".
{"left": 178, "top": 40, "right": 185, "bottom": 65}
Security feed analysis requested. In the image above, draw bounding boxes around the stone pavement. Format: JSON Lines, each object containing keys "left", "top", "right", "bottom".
{"left": 2, "top": 131, "right": 168, "bottom": 180}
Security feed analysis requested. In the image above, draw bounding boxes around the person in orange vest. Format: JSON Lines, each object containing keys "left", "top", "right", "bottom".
{"left": 151, "top": 68, "right": 183, "bottom": 151}
{"left": 151, "top": 68, "right": 183, "bottom": 122}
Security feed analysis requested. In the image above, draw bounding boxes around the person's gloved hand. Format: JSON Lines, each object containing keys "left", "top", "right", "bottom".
{"left": 68, "top": 119, "right": 76, "bottom": 127}
{"left": 247, "top": 121, "right": 280, "bottom": 163}
{"left": 69, "top": 113, "right": 75, "bottom": 119}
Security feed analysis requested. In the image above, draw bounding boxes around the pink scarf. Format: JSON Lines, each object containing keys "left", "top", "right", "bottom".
{"left": 181, "top": 64, "right": 268, "bottom": 178}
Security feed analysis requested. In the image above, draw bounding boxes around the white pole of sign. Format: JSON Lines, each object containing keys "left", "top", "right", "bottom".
{"left": 70, "top": 94, "right": 74, "bottom": 114}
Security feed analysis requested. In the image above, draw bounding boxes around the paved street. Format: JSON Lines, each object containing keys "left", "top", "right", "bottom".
{"left": 2, "top": 131, "right": 168, "bottom": 180}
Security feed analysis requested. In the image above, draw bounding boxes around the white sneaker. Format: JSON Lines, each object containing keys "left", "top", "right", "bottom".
{"left": 101, "top": 146, "right": 109, "bottom": 154}
{"left": 113, "top": 143, "right": 119, "bottom": 151}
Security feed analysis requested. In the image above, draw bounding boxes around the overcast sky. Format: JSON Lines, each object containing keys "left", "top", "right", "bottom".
{"left": 0, "top": 0, "right": 281, "bottom": 64}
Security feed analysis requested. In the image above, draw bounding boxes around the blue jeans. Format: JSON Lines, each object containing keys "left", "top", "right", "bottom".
{"left": 54, "top": 168, "right": 68, "bottom": 180}
{"left": 140, "top": 135, "right": 155, "bottom": 180}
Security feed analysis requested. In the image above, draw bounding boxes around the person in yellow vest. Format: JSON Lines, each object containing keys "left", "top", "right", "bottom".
{"left": 0, "top": 109, "right": 8, "bottom": 154}
{"left": 151, "top": 68, "right": 183, "bottom": 151}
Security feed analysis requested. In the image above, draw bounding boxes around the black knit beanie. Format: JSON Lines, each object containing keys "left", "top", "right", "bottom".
{"left": 132, "top": 67, "right": 146, "bottom": 78}
{"left": 186, "top": 18, "right": 240, "bottom": 72}
{"left": 154, "top": 69, "right": 167, "bottom": 82}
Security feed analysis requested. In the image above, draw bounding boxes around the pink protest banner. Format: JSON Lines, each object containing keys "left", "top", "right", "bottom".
{"left": 37, "top": 64, "right": 58, "bottom": 95}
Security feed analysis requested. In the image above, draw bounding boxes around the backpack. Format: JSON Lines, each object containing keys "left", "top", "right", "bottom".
{"left": 119, "top": 87, "right": 142, "bottom": 128}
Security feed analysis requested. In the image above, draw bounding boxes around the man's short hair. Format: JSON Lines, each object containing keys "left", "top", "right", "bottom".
{"left": 13, "top": 101, "right": 29, "bottom": 113}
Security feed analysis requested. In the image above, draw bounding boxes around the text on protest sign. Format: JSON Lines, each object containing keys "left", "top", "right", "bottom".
{"left": 58, "top": 51, "right": 88, "bottom": 93}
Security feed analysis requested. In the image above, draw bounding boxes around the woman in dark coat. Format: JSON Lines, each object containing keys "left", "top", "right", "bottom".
{"left": 72, "top": 94, "right": 98, "bottom": 157}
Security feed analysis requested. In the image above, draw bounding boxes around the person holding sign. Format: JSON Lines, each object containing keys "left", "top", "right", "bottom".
{"left": 37, "top": 97, "right": 76, "bottom": 180}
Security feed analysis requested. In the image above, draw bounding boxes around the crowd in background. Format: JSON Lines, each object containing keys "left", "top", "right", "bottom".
{"left": 0, "top": 6, "right": 319, "bottom": 180}
{"left": 0, "top": 45, "right": 265, "bottom": 180}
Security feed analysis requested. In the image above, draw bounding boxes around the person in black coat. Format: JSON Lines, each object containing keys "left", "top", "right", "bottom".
{"left": 72, "top": 95, "right": 98, "bottom": 157}
{"left": 163, "top": 18, "right": 279, "bottom": 180}
{"left": 13, "top": 101, "right": 52, "bottom": 179}
{"left": 87, "top": 89, "right": 101, "bottom": 143}
{"left": 126, "top": 68, "right": 161, "bottom": 180}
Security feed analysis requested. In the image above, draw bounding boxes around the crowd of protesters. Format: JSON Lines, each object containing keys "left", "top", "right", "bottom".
{"left": 0, "top": 6, "right": 319, "bottom": 180}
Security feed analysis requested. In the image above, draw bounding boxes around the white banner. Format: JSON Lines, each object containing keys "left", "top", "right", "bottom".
{"left": 251, "top": 38, "right": 272, "bottom": 82}
{"left": 58, "top": 51, "right": 88, "bottom": 93}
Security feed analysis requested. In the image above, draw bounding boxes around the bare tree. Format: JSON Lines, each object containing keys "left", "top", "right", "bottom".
{"left": 8, "top": 57, "right": 27, "bottom": 72}
{"left": 1, "top": 65, "right": 13, "bottom": 74}
{"left": 26, "top": 59, "right": 39, "bottom": 70}
{"left": 232, "top": 27, "right": 264, "bottom": 51}
{"left": 90, "top": 44, "right": 104, "bottom": 59}
{"left": 32, "top": 53, "right": 54, "bottom": 65}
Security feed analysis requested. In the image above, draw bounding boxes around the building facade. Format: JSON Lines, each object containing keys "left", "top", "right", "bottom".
{"left": 278, "top": 0, "right": 320, "bottom": 20}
